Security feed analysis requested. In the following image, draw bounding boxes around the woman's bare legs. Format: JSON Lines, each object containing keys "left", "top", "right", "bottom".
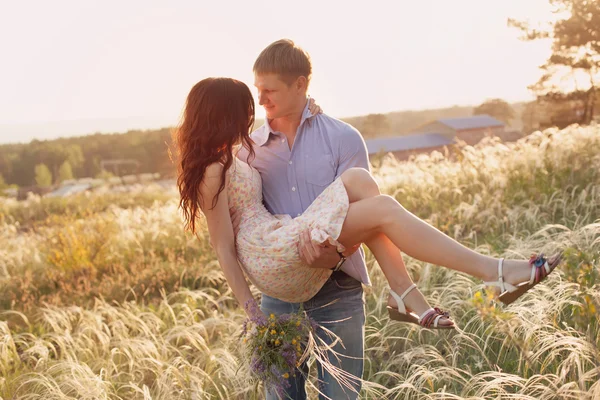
{"left": 342, "top": 169, "right": 451, "bottom": 326}
{"left": 364, "top": 234, "right": 435, "bottom": 314}
{"left": 337, "top": 168, "right": 534, "bottom": 293}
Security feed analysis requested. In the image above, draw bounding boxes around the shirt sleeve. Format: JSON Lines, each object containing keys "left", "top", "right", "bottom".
{"left": 335, "top": 125, "right": 370, "bottom": 176}
{"left": 333, "top": 123, "right": 373, "bottom": 286}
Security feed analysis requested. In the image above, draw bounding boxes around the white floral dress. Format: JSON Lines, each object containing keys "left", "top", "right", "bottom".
{"left": 227, "top": 157, "right": 349, "bottom": 303}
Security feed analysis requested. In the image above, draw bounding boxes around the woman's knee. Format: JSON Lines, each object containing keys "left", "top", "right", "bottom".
{"left": 342, "top": 168, "right": 380, "bottom": 200}
{"left": 341, "top": 167, "right": 369, "bottom": 181}
{"left": 376, "top": 195, "right": 405, "bottom": 226}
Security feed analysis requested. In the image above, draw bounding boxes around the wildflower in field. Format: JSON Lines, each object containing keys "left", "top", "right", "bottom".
{"left": 241, "top": 299, "right": 317, "bottom": 395}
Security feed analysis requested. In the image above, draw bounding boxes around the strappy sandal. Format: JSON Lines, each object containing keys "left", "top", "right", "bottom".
{"left": 387, "top": 283, "right": 455, "bottom": 329}
{"left": 485, "top": 253, "right": 563, "bottom": 306}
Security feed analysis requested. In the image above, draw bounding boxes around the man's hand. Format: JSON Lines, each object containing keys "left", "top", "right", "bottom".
{"left": 298, "top": 229, "right": 362, "bottom": 269}
{"left": 230, "top": 206, "right": 242, "bottom": 236}
{"left": 298, "top": 230, "right": 338, "bottom": 268}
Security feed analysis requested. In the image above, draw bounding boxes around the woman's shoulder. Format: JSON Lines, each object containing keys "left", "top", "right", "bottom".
{"left": 205, "top": 161, "right": 225, "bottom": 178}
{"left": 206, "top": 159, "right": 246, "bottom": 185}
{"left": 203, "top": 161, "right": 235, "bottom": 191}
{"left": 204, "top": 155, "right": 249, "bottom": 181}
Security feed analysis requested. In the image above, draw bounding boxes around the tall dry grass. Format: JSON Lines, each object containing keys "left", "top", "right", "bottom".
{"left": 0, "top": 124, "right": 599, "bottom": 399}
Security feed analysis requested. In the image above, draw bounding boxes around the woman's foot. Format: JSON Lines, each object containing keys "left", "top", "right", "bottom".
{"left": 484, "top": 253, "right": 563, "bottom": 305}
{"left": 387, "top": 283, "right": 455, "bottom": 329}
{"left": 492, "top": 259, "right": 539, "bottom": 287}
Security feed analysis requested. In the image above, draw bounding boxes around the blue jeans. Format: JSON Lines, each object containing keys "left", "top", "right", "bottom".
{"left": 261, "top": 271, "right": 366, "bottom": 400}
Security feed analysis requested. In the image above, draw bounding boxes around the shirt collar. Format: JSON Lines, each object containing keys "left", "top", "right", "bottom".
{"left": 251, "top": 97, "right": 315, "bottom": 147}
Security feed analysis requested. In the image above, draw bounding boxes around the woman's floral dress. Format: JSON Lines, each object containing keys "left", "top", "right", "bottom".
{"left": 227, "top": 157, "right": 349, "bottom": 302}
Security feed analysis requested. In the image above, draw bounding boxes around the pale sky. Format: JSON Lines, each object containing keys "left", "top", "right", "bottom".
{"left": 0, "top": 0, "right": 553, "bottom": 144}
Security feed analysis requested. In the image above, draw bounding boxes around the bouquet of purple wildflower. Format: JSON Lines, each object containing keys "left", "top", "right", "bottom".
{"left": 241, "top": 299, "right": 319, "bottom": 397}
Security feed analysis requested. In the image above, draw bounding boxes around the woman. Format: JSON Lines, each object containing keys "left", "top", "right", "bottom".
{"left": 173, "top": 77, "right": 562, "bottom": 329}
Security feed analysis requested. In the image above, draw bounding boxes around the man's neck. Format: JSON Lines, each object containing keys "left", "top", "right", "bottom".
{"left": 270, "top": 98, "right": 308, "bottom": 141}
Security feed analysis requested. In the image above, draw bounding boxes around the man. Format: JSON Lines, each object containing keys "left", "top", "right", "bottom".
{"left": 235, "top": 39, "right": 371, "bottom": 400}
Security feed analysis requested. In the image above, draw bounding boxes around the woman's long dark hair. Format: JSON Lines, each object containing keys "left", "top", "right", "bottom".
{"left": 173, "top": 77, "right": 255, "bottom": 234}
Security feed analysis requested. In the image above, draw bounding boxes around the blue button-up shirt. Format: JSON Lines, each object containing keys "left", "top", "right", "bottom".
{"left": 237, "top": 100, "right": 371, "bottom": 286}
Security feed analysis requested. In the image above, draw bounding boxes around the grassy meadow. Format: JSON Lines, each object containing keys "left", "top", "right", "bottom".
{"left": 0, "top": 124, "right": 599, "bottom": 399}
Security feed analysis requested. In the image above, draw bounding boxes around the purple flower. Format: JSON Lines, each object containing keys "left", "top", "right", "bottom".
{"left": 244, "top": 299, "right": 268, "bottom": 326}
{"left": 251, "top": 354, "right": 266, "bottom": 375}
{"left": 309, "top": 319, "right": 319, "bottom": 333}
{"left": 252, "top": 313, "right": 268, "bottom": 327}
{"left": 269, "top": 364, "right": 291, "bottom": 394}
{"left": 240, "top": 319, "right": 249, "bottom": 337}
{"left": 277, "top": 314, "right": 292, "bottom": 324}
{"left": 281, "top": 344, "right": 297, "bottom": 367}
{"left": 242, "top": 306, "right": 325, "bottom": 396}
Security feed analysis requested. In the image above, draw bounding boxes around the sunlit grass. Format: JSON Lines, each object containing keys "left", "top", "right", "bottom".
{"left": 1, "top": 124, "right": 599, "bottom": 399}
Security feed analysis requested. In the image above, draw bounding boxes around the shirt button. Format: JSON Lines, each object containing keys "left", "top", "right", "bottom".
{"left": 291, "top": 187, "right": 296, "bottom": 192}
{"left": 281, "top": 139, "right": 285, "bottom": 143}
{"left": 296, "top": 213, "right": 301, "bottom": 217}
{"left": 288, "top": 160, "right": 293, "bottom": 165}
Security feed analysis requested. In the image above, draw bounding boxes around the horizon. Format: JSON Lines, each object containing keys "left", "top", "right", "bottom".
{"left": 0, "top": 100, "right": 523, "bottom": 146}
{"left": 0, "top": 1, "right": 553, "bottom": 145}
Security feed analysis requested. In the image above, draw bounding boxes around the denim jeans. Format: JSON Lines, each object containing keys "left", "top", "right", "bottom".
{"left": 261, "top": 271, "right": 366, "bottom": 400}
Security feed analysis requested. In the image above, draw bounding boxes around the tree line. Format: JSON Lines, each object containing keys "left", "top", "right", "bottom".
{"left": 0, "top": 128, "right": 175, "bottom": 188}
{"left": 0, "top": 102, "right": 518, "bottom": 189}
{"left": 1, "top": 0, "right": 597, "bottom": 190}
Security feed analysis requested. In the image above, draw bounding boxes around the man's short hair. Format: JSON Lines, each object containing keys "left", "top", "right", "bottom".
{"left": 253, "top": 39, "right": 312, "bottom": 86}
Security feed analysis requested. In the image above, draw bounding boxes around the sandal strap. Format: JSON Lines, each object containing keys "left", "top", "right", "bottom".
{"left": 419, "top": 310, "right": 434, "bottom": 327}
{"left": 389, "top": 284, "right": 417, "bottom": 314}
{"left": 529, "top": 254, "right": 550, "bottom": 284}
{"left": 419, "top": 307, "right": 450, "bottom": 328}
{"left": 483, "top": 258, "right": 517, "bottom": 293}
{"left": 497, "top": 258, "right": 505, "bottom": 293}
{"left": 399, "top": 283, "right": 417, "bottom": 300}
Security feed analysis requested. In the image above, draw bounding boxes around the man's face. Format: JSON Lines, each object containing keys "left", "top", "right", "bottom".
{"left": 254, "top": 73, "right": 298, "bottom": 119}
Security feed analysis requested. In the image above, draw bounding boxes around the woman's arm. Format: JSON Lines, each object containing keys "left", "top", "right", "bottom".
{"left": 200, "top": 163, "right": 258, "bottom": 316}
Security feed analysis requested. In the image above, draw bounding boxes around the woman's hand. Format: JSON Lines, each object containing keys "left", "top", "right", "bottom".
{"left": 308, "top": 97, "right": 323, "bottom": 115}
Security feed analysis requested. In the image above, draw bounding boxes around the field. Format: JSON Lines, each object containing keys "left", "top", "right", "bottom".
{"left": 0, "top": 124, "right": 599, "bottom": 399}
